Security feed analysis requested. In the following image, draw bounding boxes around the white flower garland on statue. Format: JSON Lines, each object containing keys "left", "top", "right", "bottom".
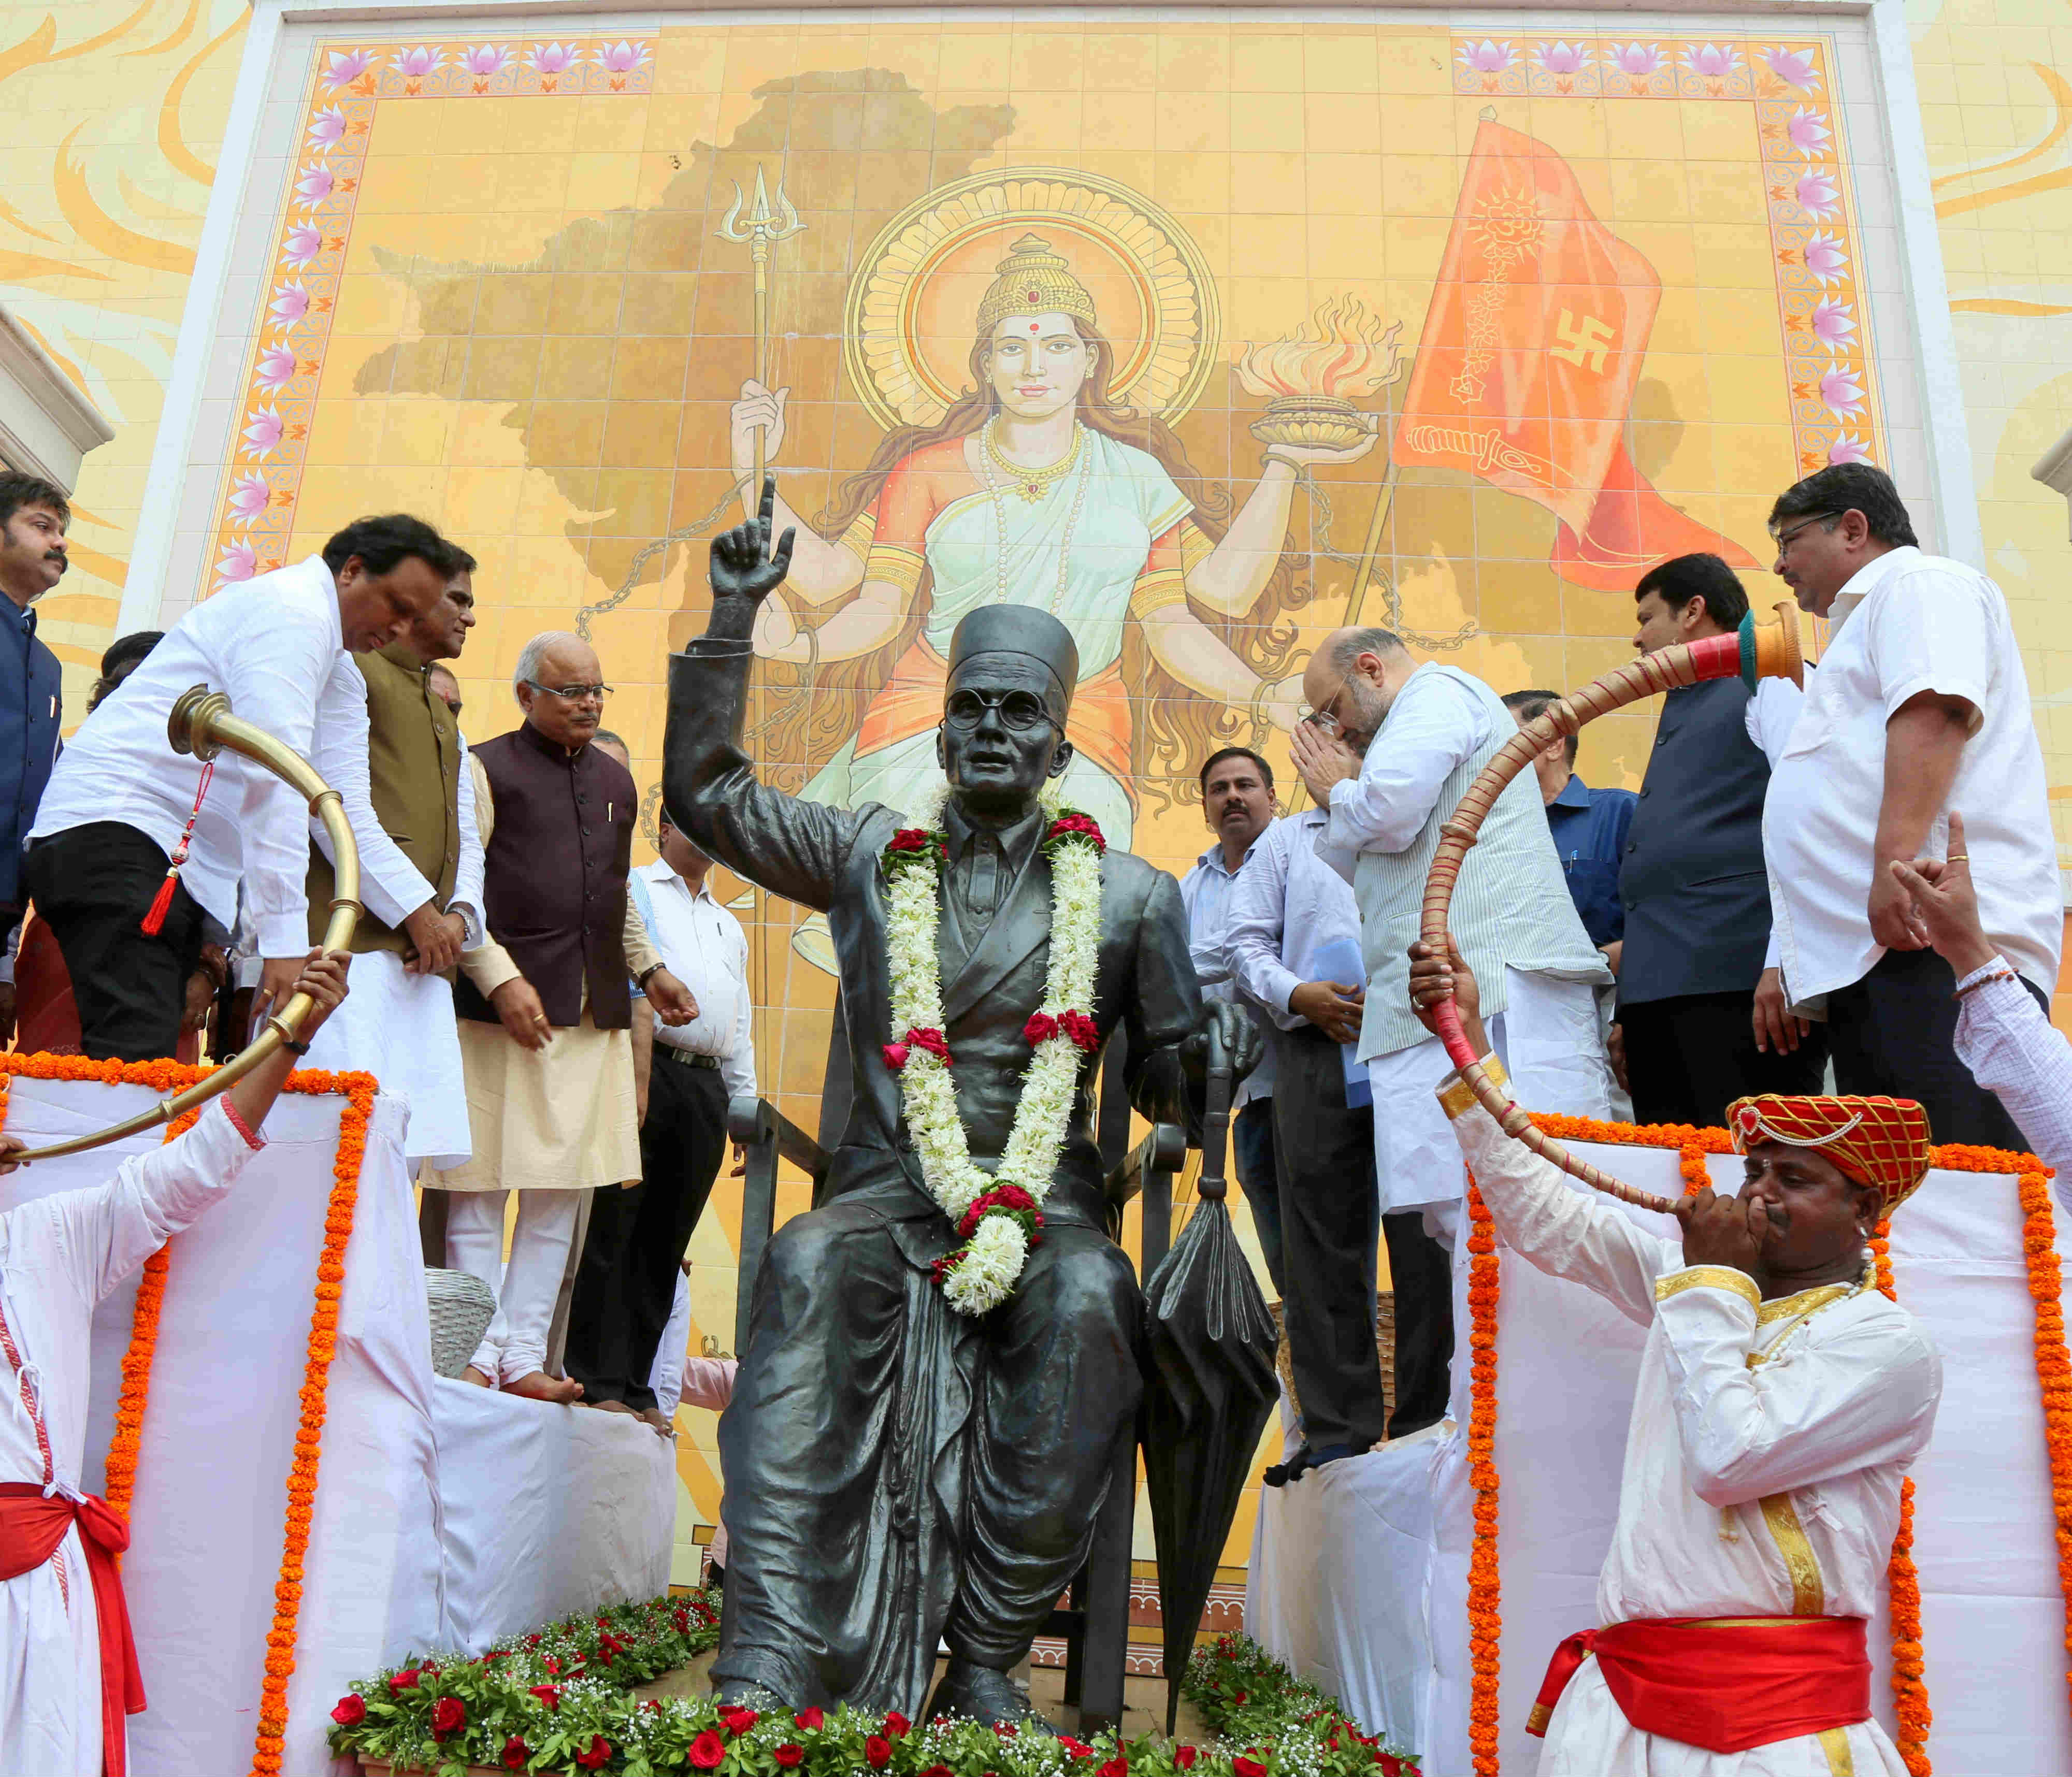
{"left": 880, "top": 780, "right": 1106, "bottom": 1315}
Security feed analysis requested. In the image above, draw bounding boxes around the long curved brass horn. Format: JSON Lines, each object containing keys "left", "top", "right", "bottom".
{"left": 10, "top": 685, "right": 361, "bottom": 1163}
{"left": 1417, "top": 601, "right": 1805, "bottom": 1215}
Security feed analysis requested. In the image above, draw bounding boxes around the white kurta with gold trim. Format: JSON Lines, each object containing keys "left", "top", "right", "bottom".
{"left": 1449, "top": 1094, "right": 1941, "bottom": 1775}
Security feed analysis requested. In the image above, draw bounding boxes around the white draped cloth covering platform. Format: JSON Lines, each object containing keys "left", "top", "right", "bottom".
{"left": 0, "top": 1075, "right": 675, "bottom": 1777}
{"left": 1249, "top": 1132, "right": 2072, "bottom": 1776}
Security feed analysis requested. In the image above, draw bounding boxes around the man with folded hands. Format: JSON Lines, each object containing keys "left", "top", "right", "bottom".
{"left": 1408, "top": 936, "right": 1940, "bottom": 1775}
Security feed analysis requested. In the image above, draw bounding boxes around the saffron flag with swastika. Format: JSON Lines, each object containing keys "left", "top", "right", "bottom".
{"left": 1395, "top": 118, "right": 1755, "bottom": 590}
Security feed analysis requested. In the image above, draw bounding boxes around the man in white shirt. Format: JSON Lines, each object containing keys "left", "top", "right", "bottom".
{"left": 1762, "top": 463, "right": 2060, "bottom": 1147}
{"left": 0, "top": 948, "right": 350, "bottom": 1777}
{"left": 1226, "top": 802, "right": 1445, "bottom": 1462}
{"left": 1177, "top": 747, "right": 1284, "bottom": 1293}
{"left": 1411, "top": 941, "right": 1939, "bottom": 1776}
{"left": 565, "top": 805, "right": 752, "bottom": 1433}
{"left": 24, "top": 515, "right": 455, "bottom": 1061}
{"left": 1291, "top": 626, "right": 1617, "bottom": 1243}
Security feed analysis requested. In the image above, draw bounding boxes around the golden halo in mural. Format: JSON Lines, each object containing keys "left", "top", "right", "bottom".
{"left": 844, "top": 167, "right": 1220, "bottom": 432}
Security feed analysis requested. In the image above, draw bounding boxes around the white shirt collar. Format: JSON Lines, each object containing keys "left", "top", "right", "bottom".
{"left": 638, "top": 857, "right": 715, "bottom": 902}
{"left": 1825, "top": 544, "right": 1917, "bottom": 632}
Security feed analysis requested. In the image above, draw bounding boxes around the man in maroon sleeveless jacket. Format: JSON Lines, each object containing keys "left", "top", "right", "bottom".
{"left": 434, "top": 630, "right": 695, "bottom": 1403}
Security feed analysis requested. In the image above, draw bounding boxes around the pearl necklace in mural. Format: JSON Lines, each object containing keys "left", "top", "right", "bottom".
{"left": 977, "top": 418, "right": 1091, "bottom": 609}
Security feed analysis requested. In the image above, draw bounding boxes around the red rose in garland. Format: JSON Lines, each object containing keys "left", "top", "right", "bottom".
{"left": 1044, "top": 811, "right": 1107, "bottom": 855}
{"left": 575, "top": 1735, "right": 613, "bottom": 1770}
{"left": 430, "top": 1696, "right": 466, "bottom": 1739}
{"left": 720, "top": 1704, "right": 759, "bottom": 1736}
{"left": 329, "top": 1695, "right": 365, "bottom": 1727}
{"left": 865, "top": 1734, "right": 894, "bottom": 1768}
{"left": 501, "top": 1735, "right": 530, "bottom": 1771}
{"left": 528, "top": 1684, "right": 562, "bottom": 1711}
{"left": 774, "top": 1746, "right": 805, "bottom": 1769}
{"left": 1174, "top": 1750, "right": 1198, "bottom": 1770}
{"left": 795, "top": 1706, "right": 825, "bottom": 1730}
{"left": 387, "top": 1669, "right": 421, "bottom": 1694}
{"left": 1234, "top": 1757, "right": 1269, "bottom": 1777}
{"left": 688, "top": 1729, "right": 727, "bottom": 1770}
{"left": 883, "top": 1710, "right": 910, "bottom": 1738}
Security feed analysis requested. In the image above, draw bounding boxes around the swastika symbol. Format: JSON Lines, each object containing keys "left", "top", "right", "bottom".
{"left": 1548, "top": 310, "right": 1616, "bottom": 374}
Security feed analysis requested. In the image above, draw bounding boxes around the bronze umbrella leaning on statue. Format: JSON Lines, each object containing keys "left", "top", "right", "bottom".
{"left": 661, "top": 481, "right": 1260, "bottom": 1728}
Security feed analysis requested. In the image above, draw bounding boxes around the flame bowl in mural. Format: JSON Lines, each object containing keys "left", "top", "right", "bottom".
{"left": 1247, "top": 394, "right": 1378, "bottom": 453}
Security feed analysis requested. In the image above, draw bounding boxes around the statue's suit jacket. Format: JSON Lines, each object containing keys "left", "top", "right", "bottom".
{"left": 664, "top": 635, "right": 1203, "bottom": 1237}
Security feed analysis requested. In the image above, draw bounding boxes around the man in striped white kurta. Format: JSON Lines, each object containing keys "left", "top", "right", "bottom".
{"left": 1292, "top": 627, "right": 1617, "bottom": 1242}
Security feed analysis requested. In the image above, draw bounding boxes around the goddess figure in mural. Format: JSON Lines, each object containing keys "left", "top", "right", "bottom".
{"left": 725, "top": 232, "right": 1374, "bottom": 853}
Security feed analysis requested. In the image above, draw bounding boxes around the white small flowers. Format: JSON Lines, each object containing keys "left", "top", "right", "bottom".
{"left": 883, "top": 779, "right": 1104, "bottom": 1314}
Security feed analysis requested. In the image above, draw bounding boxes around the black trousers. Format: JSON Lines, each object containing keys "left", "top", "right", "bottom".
{"left": 24, "top": 822, "right": 206, "bottom": 1063}
{"left": 1381, "top": 1211, "right": 1453, "bottom": 1440}
{"left": 1620, "top": 990, "right": 1829, "bottom": 1129}
{"left": 566, "top": 1053, "right": 728, "bottom": 1409}
{"left": 1828, "top": 946, "right": 2049, "bottom": 1150}
{"left": 1268, "top": 1025, "right": 1389, "bottom": 1454}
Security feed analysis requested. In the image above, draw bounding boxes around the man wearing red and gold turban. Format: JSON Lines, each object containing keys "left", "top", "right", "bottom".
{"left": 1411, "top": 938, "right": 1942, "bottom": 1777}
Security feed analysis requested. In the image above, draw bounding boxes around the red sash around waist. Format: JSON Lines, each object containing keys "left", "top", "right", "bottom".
{"left": 1528, "top": 1615, "right": 1870, "bottom": 1754}
{"left": 0, "top": 1483, "right": 145, "bottom": 1777}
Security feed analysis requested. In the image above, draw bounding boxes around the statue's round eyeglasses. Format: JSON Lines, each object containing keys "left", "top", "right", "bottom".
{"left": 943, "top": 688, "right": 1059, "bottom": 733}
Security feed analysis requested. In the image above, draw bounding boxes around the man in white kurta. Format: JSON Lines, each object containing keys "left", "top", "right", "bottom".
{"left": 0, "top": 950, "right": 349, "bottom": 1777}
{"left": 1413, "top": 943, "right": 1940, "bottom": 1775}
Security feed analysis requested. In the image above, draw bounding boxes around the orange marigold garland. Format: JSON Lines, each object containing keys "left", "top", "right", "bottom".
{"left": 1464, "top": 1177, "right": 1502, "bottom": 1776}
{"left": 104, "top": 1106, "right": 201, "bottom": 1528}
{"left": 1869, "top": 1221, "right": 1932, "bottom": 1775}
{"left": 2016, "top": 1173, "right": 2072, "bottom": 1732}
{"left": 249, "top": 1071, "right": 375, "bottom": 1777}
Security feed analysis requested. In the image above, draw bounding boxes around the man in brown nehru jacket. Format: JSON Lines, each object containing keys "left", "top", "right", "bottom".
{"left": 304, "top": 548, "right": 483, "bottom": 1175}
{"left": 435, "top": 630, "right": 696, "bottom": 1403}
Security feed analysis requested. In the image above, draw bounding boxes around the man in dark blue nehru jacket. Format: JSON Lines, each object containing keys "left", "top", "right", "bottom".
{"left": 1616, "top": 553, "right": 1826, "bottom": 1126}
{"left": 0, "top": 473, "right": 65, "bottom": 1044}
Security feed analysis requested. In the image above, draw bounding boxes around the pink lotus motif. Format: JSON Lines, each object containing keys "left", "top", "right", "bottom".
{"left": 395, "top": 46, "right": 444, "bottom": 78}
{"left": 462, "top": 45, "right": 511, "bottom": 79}
{"left": 254, "top": 344, "right": 299, "bottom": 394}
{"left": 1795, "top": 171, "right": 1840, "bottom": 219}
{"left": 1682, "top": 43, "right": 1742, "bottom": 78}
{"left": 280, "top": 225, "right": 323, "bottom": 270}
{"left": 527, "top": 42, "right": 580, "bottom": 76}
{"left": 1787, "top": 106, "right": 1832, "bottom": 157}
{"left": 1803, "top": 231, "right": 1849, "bottom": 286}
{"left": 226, "top": 472, "right": 272, "bottom": 525}
{"left": 1828, "top": 434, "right": 1874, "bottom": 466}
{"left": 1533, "top": 41, "right": 1591, "bottom": 75}
{"left": 292, "top": 164, "right": 335, "bottom": 209}
{"left": 216, "top": 540, "right": 258, "bottom": 584}
{"left": 306, "top": 106, "right": 348, "bottom": 153}
{"left": 1457, "top": 39, "right": 1514, "bottom": 76}
{"left": 598, "top": 40, "right": 650, "bottom": 75}
{"left": 1819, "top": 368, "right": 1865, "bottom": 418}
{"left": 1809, "top": 297, "right": 1857, "bottom": 350}
{"left": 241, "top": 406, "right": 286, "bottom": 459}
{"left": 320, "top": 49, "right": 377, "bottom": 90}
{"left": 1764, "top": 47, "right": 1821, "bottom": 92}
{"left": 1607, "top": 42, "right": 1666, "bottom": 78}
{"left": 267, "top": 281, "right": 311, "bottom": 329}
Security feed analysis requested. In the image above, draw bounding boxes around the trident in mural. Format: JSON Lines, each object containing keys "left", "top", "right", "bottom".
{"left": 716, "top": 165, "right": 805, "bottom": 492}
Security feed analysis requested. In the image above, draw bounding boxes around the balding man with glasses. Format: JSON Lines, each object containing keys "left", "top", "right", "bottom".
{"left": 435, "top": 630, "right": 697, "bottom": 1404}
{"left": 1289, "top": 625, "right": 1616, "bottom": 1273}
{"left": 1761, "top": 463, "right": 2059, "bottom": 1146}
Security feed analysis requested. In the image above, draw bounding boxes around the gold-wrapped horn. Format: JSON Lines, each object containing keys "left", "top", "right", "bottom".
{"left": 9, "top": 685, "right": 361, "bottom": 1163}
{"left": 1417, "top": 601, "right": 1804, "bottom": 1213}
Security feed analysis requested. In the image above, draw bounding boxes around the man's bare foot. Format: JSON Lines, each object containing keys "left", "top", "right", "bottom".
{"left": 503, "top": 1370, "right": 583, "bottom": 1404}
{"left": 586, "top": 1397, "right": 638, "bottom": 1416}
{"left": 460, "top": 1365, "right": 494, "bottom": 1388}
{"left": 639, "top": 1407, "right": 675, "bottom": 1438}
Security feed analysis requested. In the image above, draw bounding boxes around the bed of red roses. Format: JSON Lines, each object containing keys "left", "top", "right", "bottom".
{"left": 327, "top": 1599, "right": 1420, "bottom": 1776}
